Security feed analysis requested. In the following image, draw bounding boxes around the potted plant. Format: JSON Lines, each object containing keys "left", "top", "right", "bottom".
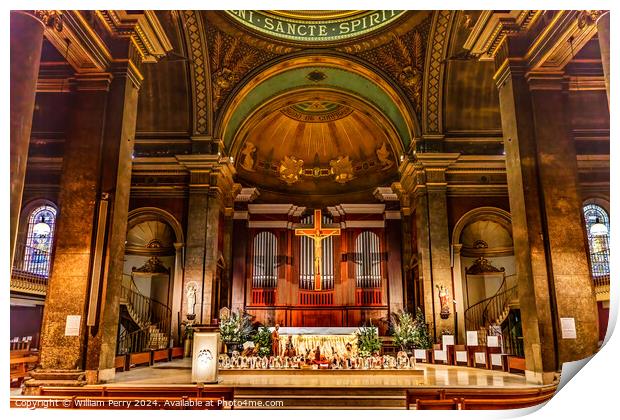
{"left": 391, "top": 311, "right": 417, "bottom": 355}
{"left": 219, "top": 310, "right": 253, "bottom": 355}
{"left": 252, "top": 326, "right": 272, "bottom": 357}
{"left": 413, "top": 307, "right": 432, "bottom": 350}
{"left": 355, "top": 322, "right": 382, "bottom": 357}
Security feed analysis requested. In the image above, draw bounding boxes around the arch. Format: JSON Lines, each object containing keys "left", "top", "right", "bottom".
{"left": 583, "top": 197, "right": 610, "bottom": 216}
{"left": 20, "top": 201, "right": 58, "bottom": 276}
{"left": 582, "top": 202, "right": 610, "bottom": 279}
{"left": 216, "top": 54, "right": 419, "bottom": 153}
{"left": 452, "top": 207, "right": 512, "bottom": 246}
{"left": 127, "top": 207, "right": 184, "bottom": 245}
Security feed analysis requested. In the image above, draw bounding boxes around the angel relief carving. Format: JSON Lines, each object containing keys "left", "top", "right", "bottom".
{"left": 278, "top": 156, "right": 304, "bottom": 185}
{"left": 239, "top": 142, "right": 257, "bottom": 172}
{"left": 376, "top": 142, "right": 394, "bottom": 170}
{"left": 330, "top": 155, "right": 355, "bottom": 184}
{"left": 378, "top": 33, "right": 424, "bottom": 113}
{"left": 211, "top": 32, "right": 257, "bottom": 109}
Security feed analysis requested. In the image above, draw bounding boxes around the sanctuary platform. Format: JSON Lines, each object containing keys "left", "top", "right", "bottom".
{"left": 75, "top": 358, "right": 545, "bottom": 409}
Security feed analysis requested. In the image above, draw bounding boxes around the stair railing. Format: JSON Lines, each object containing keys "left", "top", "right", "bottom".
{"left": 464, "top": 275, "right": 519, "bottom": 342}
{"left": 118, "top": 273, "right": 172, "bottom": 354}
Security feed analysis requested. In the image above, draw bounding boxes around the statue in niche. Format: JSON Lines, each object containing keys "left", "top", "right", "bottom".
{"left": 239, "top": 141, "right": 257, "bottom": 172}
{"left": 278, "top": 156, "right": 304, "bottom": 185}
{"left": 186, "top": 282, "right": 197, "bottom": 317}
{"left": 329, "top": 155, "right": 355, "bottom": 184}
{"left": 376, "top": 142, "right": 394, "bottom": 170}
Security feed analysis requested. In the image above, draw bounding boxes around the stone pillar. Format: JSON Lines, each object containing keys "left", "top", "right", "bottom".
{"left": 170, "top": 243, "right": 185, "bottom": 344}
{"left": 495, "top": 60, "right": 557, "bottom": 384}
{"left": 451, "top": 244, "right": 466, "bottom": 343}
{"left": 528, "top": 74, "right": 599, "bottom": 366}
{"left": 596, "top": 12, "right": 610, "bottom": 103}
{"left": 39, "top": 73, "right": 112, "bottom": 372}
{"left": 10, "top": 11, "right": 44, "bottom": 266}
{"left": 178, "top": 156, "right": 235, "bottom": 325}
{"left": 231, "top": 215, "right": 248, "bottom": 312}
{"left": 385, "top": 213, "right": 405, "bottom": 314}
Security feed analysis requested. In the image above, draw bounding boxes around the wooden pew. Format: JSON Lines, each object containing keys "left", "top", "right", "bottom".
{"left": 506, "top": 356, "right": 526, "bottom": 373}
{"left": 405, "top": 389, "right": 446, "bottom": 409}
{"left": 10, "top": 353, "right": 39, "bottom": 387}
{"left": 461, "top": 394, "right": 552, "bottom": 410}
{"left": 416, "top": 399, "right": 459, "bottom": 410}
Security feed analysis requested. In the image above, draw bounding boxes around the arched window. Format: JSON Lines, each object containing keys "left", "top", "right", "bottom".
{"left": 355, "top": 231, "right": 382, "bottom": 288}
{"left": 583, "top": 203, "right": 610, "bottom": 279}
{"left": 299, "top": 213, "right": 335, "bottom": 290}
{"left": 252, "top": 231, "right": 277, "bottom": 288}
{"left": 23, "top": 205, "right": 57, "bottom": 276}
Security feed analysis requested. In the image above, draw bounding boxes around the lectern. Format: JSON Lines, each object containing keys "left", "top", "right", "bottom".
{"left": 191, "top": 326, "right": 220, "bottom": 384}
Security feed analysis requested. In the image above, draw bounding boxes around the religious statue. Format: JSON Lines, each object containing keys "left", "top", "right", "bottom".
{"left": 239, "top": 141, "right": 257, "bottom": 172}
{"left": 284, "top": 335, "right": 296, "bottom": 357}
{"left": 186, "top": 283, "right": 197, "bottom": 317}
{"left": 271, "top": 324, "right": 281, "bottom": 357}
{"left": 329, "top": 155, "right": 355, "bottom": 184}
{"left": 436, "top": 284, "right": 451, "bottom": 319}
{"left": 278, "top": 156, "right": 304, "bottom": 185}
{"left": 376, "top": 142, "right": 394, "bottom": 170}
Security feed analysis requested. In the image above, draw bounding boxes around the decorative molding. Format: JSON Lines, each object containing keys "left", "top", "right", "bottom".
{"left": 465, "top": 256, "right": 505, "bottom": 275}
{"left": 132, "top": 256, "right": 170, "bottom": 274}
{"left": 464, "top": 10, "right": 541, "bottom": 60}
{"left": 234, "top": 187, "right": 260, "bottom": 202}
{"left": 373, "top": 187, "right": 399, "bottom": 202}
{"left": 96, "top": 10, "right": 173, "bottom": 63}
{"left": 422, "top": 10, "right": 454, "bottom": 135}
{"left": 181, "top": 10, "right": 211, "bottom": 134}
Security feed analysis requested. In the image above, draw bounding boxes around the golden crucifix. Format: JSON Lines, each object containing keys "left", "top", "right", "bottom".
{"left": 295, "top": 209, "right": 341, "bottom": 291}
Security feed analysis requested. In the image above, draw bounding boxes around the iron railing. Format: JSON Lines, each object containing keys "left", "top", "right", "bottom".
{"left": 10, "top": 243, "right": 51, "bottom": 295}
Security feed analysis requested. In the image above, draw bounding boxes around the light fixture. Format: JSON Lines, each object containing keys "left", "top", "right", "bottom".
{"left": 590, "top": 217, "right": 608, "bottom": 237}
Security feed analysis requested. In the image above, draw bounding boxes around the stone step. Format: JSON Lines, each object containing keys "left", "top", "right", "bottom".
{"left": 29, "top": 369, "right": 85, "bottom": 381}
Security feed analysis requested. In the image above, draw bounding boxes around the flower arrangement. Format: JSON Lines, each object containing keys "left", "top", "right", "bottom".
{"left": 414, "top": 307, "right": 433, "bottom": 349}
{"left": 252, "top": 326, "right": 272, "bottom": 357}
{"left": 391, "top": 311, "right": 417, "bottom": 351}
{"left": 355, "top": 322, "right": 382, "bottom": 357}
{"left": 219, "top": 310, "right": 253, "bottom": 344}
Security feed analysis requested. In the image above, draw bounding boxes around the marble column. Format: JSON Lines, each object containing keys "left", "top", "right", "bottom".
{"left": 496, "top": 62, "right": 557, "bottom": 384}
{"left": 528, "top": 74, "right": 599, "bottom": 366}
{"left": 10, "top": 11, "right": 44, "bottom": 266}
{"left": 180, "top": 157, "right": 235, "bottom": 325}
{"left": 596, "top": 12, "right": 610, "bottom": 103}
{"left": 417, "top": 155, "right": 459, "bottom": 339}
{"left": 170, "top": 243, "right": 185, "bottom": 344}
{"left": 230, "top": 215, "right": 248, "bottom": 312}
{"left": 451, "top": 244, "right": 466, "bottom": 343}
{"left": 84, "top": 63, "right": 142, "bottom": 383}
{"left": 385, "top": 212, "right": 405, "bottom": 314}
{"left": 39, "top": 74, "right": 112, "bottom": 372}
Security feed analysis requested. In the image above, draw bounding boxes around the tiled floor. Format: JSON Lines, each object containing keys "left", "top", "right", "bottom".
{"left": 104, "top": 358, "right": 536, "bottom": 389}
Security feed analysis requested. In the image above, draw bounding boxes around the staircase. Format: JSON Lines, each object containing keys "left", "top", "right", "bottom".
{"left": 464, "top": 274, "right": 518, "bottom": 346}
{"left": 118, "top": 275, "right": 171, "bottom": 354}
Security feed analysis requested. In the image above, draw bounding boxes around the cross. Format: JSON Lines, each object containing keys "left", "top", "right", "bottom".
{"left": 295, "top": 209, "right": 341, "bottom": 291}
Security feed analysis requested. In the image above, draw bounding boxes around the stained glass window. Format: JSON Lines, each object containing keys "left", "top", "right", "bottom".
{"left": 583, "top": 204, "right": 610, "bottom": 280}
{"left": 23, "top": 205, "right": 57, "bottom": 276}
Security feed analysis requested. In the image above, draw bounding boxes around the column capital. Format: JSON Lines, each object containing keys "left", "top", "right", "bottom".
{"left": 72, "top": 72, "right": 114, "bottom": 91}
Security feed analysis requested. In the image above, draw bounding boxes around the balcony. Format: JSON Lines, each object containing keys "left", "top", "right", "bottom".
{"left": 10, "top": 244, "right": 50, "bottom": 296}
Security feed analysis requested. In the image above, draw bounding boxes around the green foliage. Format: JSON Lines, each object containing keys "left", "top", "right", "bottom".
{"left": 181, "top": 321, "right": 194, "bottom": 340}
{"left": 391, "top": 311, "right": 417, "bottom": 351}
{"left": 252, "top": 326, "right": 272, "bottom": 357}
{"left": 219, "top": 310, "right": 253, "bottom": 343}
{"left": 414, "top": 307, "right": 433, "bottom": 349}
{"left": 356, "top": 322, "right": 382, "bottom": 357}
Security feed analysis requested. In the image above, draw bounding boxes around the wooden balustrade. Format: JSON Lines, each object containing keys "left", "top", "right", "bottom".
{"left": 355, "top": 288, "right": 382, "bottom": 306}
{"left": 252, "top": 288, "right": 276, "bottom": 306}
{"left": 298, "top": 290, "right": 334, "bottom": 306}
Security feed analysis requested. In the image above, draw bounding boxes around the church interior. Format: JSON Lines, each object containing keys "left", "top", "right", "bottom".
{"left": 9, "top": 10, "right": 610, "bottom": 410}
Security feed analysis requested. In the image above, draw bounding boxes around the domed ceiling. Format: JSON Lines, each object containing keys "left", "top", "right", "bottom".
{"left": 235, "top": 97, "right": 399, "bottom": 198}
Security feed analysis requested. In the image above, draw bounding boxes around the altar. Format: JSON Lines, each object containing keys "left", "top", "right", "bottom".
{"left": 269, "top": 327, "right": 361, "bottom": 358}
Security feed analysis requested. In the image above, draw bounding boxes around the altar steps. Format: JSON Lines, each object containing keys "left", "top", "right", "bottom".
{"left": 233, "top": 386, "right": 406, "bottom": 409}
